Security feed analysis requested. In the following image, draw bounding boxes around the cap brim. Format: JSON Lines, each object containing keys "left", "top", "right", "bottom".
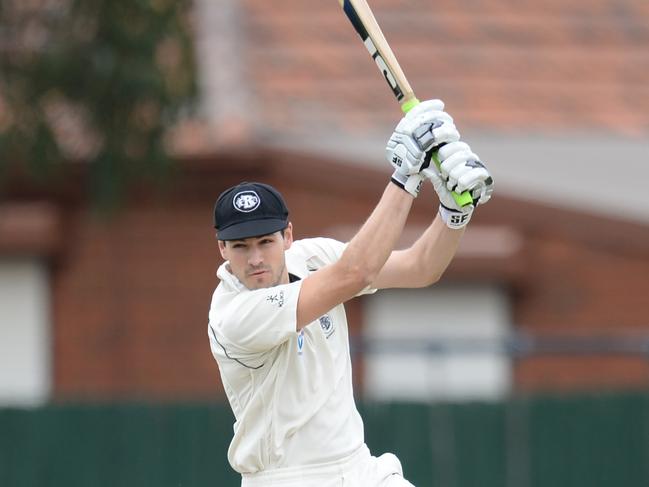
{"left": 217, "top": 218, "right": 288, "bottom": 241}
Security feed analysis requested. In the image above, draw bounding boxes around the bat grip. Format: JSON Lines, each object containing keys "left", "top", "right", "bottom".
{"left": 401, "top": 101, "right": 473, "bottom": 208}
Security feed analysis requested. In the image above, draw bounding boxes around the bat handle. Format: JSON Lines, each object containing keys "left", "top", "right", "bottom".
{"left": 401, "top": 99, "right": 474, "bottom": 208}
{"left": 400, "top": 96, "right": 421, "bottom": 114}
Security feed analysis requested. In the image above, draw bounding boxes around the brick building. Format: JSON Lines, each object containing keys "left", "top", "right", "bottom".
{"left": 2, "top": 146, "right": 649, "bottom": 404}
{"left": 1, "top": 0, "right": 649, "bottom": 404}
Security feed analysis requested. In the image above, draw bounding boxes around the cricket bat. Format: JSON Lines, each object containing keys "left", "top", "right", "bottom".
{"left": 338, "top": 0, "right": 473, "bottom": 207}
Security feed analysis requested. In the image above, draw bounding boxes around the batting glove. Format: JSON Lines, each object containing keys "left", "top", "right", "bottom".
{"left": 386, "top": 99, "right": 460, "bottom": 197}
{"left": 424, "top": 141, "right": 494, "bottom": 229}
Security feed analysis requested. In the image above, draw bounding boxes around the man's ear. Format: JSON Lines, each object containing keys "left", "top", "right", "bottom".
{"left": 283, "top": 222, "right": 294, "bottom": 250}
{"left": 218, "top": 240, "right": 228, "bottom": 260}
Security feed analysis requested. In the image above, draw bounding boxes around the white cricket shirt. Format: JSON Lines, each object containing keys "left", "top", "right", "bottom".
{"left": 208, "top": 238, "right": 374, "bottom": 474}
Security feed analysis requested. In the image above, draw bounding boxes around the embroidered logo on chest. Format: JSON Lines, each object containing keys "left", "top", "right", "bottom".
{"left": 319, "top": 314, "right": 335, "bottom": 339}
{"left": 266, "top": 291, "right": 284, "bottom": 307}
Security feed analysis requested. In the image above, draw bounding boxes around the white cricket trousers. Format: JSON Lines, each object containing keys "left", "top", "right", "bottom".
{"left": 240, "top": 444, "right": 415, "bottom": 487}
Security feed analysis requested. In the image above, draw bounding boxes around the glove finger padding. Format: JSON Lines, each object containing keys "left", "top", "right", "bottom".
{"left": 445, "top": 152, "right": 480, "bottom": 190}
{"left": 386, "top": 99, "right": 468, "bottom": 198}
{"left": 438, "top": 142, "right": 493, "bottom": 205}
{"left": 452, "top": 159, "right": 493, "bottom": 205}
{"left": 469, "top": 172, "right": 494, "bottom": 205}
{"left": 424, "top": 165, "right": 473, "bottom": 208}
{"left": 424, "top": 139, "right": 494, "bottom": 227}
{"left": 438, "top": 142, "right": 472, "bottom": 176}
{"left": 444, "top": 151, "right": 479, "bottom": 184}
{"left": 397, "top": 111, "right": 459, "bottom": 152}
{"left": 388, "top": 116, "right": 460, "bottom": 176}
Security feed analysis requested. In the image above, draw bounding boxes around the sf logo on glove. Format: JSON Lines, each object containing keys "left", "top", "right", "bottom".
{"left": 233, "top": 191, "right": 261, "bottom": 213}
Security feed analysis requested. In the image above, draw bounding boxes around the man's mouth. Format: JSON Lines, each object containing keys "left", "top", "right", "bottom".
{"left": 248, "top": 269, "right": 268, "bottom": 277}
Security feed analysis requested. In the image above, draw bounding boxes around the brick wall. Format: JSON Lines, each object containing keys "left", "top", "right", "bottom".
{"left": 47, "top": 151, "right": 649, "bottom": 399}
{"left": 512, "top": 233, "right": 649, "bottom": 391}
{"left": 51, "top": 151, "right": 386, "bottom": 400}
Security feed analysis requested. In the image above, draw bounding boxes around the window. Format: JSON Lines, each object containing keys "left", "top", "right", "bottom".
{"left": 0, "top": 259, "right": 50, "bottom": 406}
{"left": 363, "top": 284, "right": 511, "bottom": 402}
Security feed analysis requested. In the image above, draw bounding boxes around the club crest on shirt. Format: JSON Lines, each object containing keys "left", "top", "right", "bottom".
{"left": 319, "top": 314, "right": 335, "bottom": 339}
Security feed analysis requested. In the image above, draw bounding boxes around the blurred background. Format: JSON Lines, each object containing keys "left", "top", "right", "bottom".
{"left": 1, "top": 0, "right": 649, "bottom": 485}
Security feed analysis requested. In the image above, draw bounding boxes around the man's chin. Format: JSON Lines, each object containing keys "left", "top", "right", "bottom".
{"left": 245, "top": 276, "right": 283, "bottom": 290}
{"left": 247, "top": 282, "right": 270, "bottom": 290}
{"left": 244, "top": 276, "right": 272, "bottom": 290}
{"left": 239, "top": 268, "right": 285, "bottom": 290}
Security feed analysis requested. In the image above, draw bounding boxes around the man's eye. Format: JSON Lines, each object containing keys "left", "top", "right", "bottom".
{"left": 232, "top": 243, "right": 245, "bottom": 249}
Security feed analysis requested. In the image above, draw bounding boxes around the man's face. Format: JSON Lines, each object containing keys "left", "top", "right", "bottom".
{"left": 218, "top": 224, "right": 293, "bottom": 290}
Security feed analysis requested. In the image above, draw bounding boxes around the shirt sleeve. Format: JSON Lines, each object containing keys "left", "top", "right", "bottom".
{"left": 210, "top": 280, "right": 302, "bottom": 355}
{"left": 290, "top": 237, "right": 345, "bottom": 269}
{"left": 291, "top": 237, "right": 377, "bottom": 296}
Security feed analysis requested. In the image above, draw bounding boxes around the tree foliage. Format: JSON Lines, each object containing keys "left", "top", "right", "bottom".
{"left": 0, "top": 0, "right": 196, "bottom": 206}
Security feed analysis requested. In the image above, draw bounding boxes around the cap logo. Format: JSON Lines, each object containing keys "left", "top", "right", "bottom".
{"left": 233, "top": 190, "right": 261, "bottom": 213}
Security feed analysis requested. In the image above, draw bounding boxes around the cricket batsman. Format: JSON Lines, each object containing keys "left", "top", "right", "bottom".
{"left": 208, "top": 99, "right": 494, "bottom": 486}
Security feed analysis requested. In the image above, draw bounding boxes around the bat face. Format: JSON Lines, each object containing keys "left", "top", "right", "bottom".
{"left": 340, "top": 0, "right": 405, "bottom": 102}
{"left": 363, "top": 36, "right": 405, "bottom": 102}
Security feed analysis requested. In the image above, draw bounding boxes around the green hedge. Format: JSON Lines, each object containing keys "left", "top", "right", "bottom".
{"left": 1, "top": 393, "right": 648, "bottom": 487}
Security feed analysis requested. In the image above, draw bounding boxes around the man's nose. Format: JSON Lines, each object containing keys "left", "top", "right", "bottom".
{"left": 248, "top": 247, "right": 263, "bottom": 266}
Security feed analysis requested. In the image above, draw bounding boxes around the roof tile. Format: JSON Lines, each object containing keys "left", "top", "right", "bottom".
{"left": 236, "top": 0, "right": 649, "bottom": 136}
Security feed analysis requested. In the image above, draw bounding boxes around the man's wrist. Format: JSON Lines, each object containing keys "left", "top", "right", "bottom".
{"left": 438, "top": 204, "right": 473, "bottom": 229}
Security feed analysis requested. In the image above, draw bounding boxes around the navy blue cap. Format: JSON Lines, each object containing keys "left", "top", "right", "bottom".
{"left": 214, "top": 182, "right": 289, "bottom": 240}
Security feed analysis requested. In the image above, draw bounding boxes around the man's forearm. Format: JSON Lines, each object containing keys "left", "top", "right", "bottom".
{"left": 409, "top": 213, "right": 465, "bottom": 285}
{"left": 341, "top": 183, "right": 414, "bottom": 285}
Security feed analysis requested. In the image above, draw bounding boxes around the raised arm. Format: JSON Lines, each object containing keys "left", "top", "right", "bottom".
{"left": 296, "top": 100, "right": 460, "bottom": 328}
{"left": 372, "top": 140, "right": 495, "bottom": 290}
